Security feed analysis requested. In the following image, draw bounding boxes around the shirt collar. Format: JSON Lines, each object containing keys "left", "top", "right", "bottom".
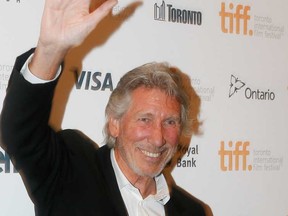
{"left": 110, "top": 148, "right": 170, "bottom": 205}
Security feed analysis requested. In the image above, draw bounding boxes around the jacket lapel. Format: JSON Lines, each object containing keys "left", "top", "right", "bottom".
{"left": 96, "top": 145, "right": 128, "bottom": 216}
{"left": 165, "top": 198, "right": 182, "bottom": 216}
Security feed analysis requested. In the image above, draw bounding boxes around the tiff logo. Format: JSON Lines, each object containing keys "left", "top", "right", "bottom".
{"left": 218, "top": 141, "right": 252, "bottom": 171}
{"left": 219, "top": 2, "right": 253, "bottom": 36}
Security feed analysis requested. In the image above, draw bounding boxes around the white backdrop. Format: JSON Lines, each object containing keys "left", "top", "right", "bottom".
{"left": 1, "top": 0, "right": 288, "bottom": 215}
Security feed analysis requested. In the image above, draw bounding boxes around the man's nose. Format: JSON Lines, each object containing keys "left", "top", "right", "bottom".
{"left": 148, "top": 123, "right": 166, "bottom": 146}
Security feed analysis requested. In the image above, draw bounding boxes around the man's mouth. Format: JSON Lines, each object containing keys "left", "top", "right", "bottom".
{"left": 140, "top": 149, "right": 161, "bottom": 158}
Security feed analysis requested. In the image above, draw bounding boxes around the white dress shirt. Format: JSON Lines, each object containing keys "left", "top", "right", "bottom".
{"left": 20, "top": 54, "right": 61, "bottom": 83}
{"left": 110, "top": 149, "right": 170, "bottom": 216}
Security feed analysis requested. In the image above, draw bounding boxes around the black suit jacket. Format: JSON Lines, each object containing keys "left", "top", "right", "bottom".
{"left": 0, "top": 49, "right": 209, "bottom": 216}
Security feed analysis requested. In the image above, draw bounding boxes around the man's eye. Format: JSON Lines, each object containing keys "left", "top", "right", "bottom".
{"left": 139, "top": 117, "right": 150, "bottom": 123}
{"left": 170, "top": 120, "right": 177, "bottom": 125}
{"left": 166, "top": 120, "right": 176, "bottom": 125}
{"left": 163, "top": 119, "right": 179, "bottom": 127}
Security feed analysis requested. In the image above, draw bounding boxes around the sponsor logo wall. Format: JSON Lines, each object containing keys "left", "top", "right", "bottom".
{"left": 0, "top": 0, "right": 288, "bottom": 215}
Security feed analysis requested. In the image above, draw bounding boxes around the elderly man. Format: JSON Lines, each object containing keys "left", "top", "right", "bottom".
{"left": 0, "top": 0, "right": 210, "bottom": 215}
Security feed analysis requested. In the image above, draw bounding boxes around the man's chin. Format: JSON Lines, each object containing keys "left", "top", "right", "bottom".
{"left": 134, "top": 165, "right": 164, "bottom": 178}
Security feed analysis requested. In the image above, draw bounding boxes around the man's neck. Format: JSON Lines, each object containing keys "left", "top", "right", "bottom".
{"left": 114, "top": 148, "right": 157, "bottom": 199}
{"left": 130, "top": 174, "right": 156, "bottom": 199}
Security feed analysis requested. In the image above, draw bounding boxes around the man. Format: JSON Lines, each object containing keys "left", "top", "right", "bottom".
{"left": 0, "top": 0, "right": 210, "bottom": 215}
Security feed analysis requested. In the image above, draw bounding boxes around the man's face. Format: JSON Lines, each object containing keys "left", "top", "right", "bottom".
{"left": 111, "top": 86, "right": 181, "bottom": 179}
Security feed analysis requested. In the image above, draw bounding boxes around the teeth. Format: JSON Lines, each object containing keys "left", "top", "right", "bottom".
{"left": 141, "top": 150, "right": 161, "bottom": 158}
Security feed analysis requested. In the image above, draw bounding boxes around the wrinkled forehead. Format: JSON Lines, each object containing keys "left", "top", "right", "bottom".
{"left": 127, "top": 86, "right": 181, "bottom": 114}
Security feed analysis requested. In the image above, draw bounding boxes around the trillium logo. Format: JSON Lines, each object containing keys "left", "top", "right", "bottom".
{"left": 229, "top": 75, "right": 245, "bottom": 97}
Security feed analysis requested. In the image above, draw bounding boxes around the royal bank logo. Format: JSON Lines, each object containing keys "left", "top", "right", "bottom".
{"left": 154, "top": 1, "right": 202, "bottom": 25}
{"left": 219, "top": 141, "right": 252, "bottom": 171}
{"left": 219, "top": 2, "right": 253, "bottom": 36}
{"left": 228, "top": 75, "right": 276, "bottom": 101}
{"left": 176, "top": 145, "right": 199, "bottom": 168}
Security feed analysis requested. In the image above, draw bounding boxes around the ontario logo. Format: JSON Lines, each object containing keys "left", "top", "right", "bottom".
{"left": 154, "top": 1, "right": 202, "bottom": 25}
{"left": 218, "top": 141, "right": 252, "bottom": 171}
{"left": 219, "top": 2, "right": 253, "bottom": 36}
{"left": 229, "top": 75, "right": 276, "bottom": 101}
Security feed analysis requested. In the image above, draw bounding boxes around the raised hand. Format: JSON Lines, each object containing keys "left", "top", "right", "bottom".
{"left": 30, "top": 0, "right": 117, "bottom": 80}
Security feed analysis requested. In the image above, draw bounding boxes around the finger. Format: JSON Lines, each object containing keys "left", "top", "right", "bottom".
{"left": 90, "top": 0, "right": 110, "bottom": 12}
{"left": 86, "top": 0, "right": 118, "bottom": 29}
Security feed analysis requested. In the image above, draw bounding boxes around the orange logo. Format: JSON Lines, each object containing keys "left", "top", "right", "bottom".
{"left": 219, "top": 141, "right": 252, "bottom": 171}
{"left": 219, "top": 2, "right": 253, "bottom": 36}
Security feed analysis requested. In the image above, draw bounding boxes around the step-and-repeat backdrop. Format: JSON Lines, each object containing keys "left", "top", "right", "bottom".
{"left": 1, "top": 0, "right": 288, "bottom": 215}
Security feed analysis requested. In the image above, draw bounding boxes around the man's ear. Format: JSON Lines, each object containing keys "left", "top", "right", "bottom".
{"left": 108, "top": 117, "right": 120, "bottom": 138}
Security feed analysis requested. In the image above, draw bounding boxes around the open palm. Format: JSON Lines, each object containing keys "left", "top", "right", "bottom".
{"left": 39, "top": 0, "right": 117, "bottom": 50}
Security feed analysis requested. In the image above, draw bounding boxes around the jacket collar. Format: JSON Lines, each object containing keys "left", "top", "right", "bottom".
{"left": 96, "top": 145, "right": 184, "bottom": 216}
{"left": 96, "top": 145, "right": 128, "bottom": 216}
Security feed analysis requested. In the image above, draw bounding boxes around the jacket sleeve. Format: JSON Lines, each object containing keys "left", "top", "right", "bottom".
{"left": 0, "top": 49, "right": 67, "bottom": 205}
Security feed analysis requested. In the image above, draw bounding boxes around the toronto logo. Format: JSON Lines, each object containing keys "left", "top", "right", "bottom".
{"left": 154, "top": 1, "right": 202, "bottom": 25}
{"left": 154, "top": 1, "right": 166, "bottom": 21}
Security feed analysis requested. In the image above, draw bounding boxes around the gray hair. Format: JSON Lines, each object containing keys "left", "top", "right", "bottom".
{"left": 103, "top": 62, "right": 193, "bottom": 147}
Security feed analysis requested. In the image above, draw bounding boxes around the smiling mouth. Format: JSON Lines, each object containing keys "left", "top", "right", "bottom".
{"left": 140, "top": 149, "right": 161, "bottom": 158}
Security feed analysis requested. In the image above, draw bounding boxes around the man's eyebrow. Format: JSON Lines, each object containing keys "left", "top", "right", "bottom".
{"left": 135, "top": 111, "right": 180, "bottom": 120}
{"left": 136, "top": 112, "right": 154, "bottom": 117}
{"left": 165, "top": 116, "right": 181, "bottom": 121}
